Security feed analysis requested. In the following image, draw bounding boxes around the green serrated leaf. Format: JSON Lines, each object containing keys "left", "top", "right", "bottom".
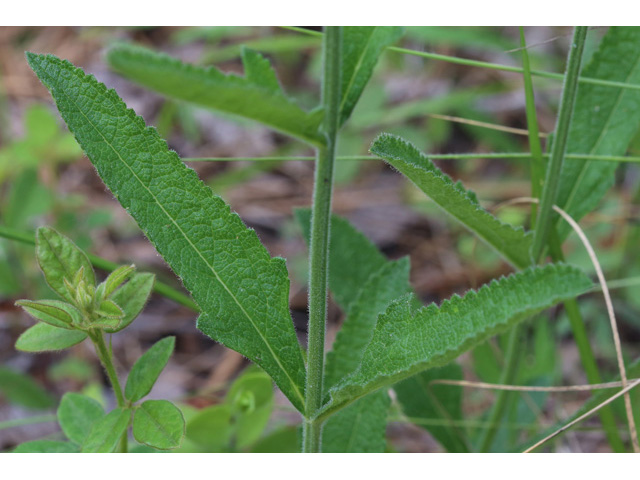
{"left": 106, "top": 272, "right": 155, "bottom": 333}
{"left": 322, "top": 390, "right": 390, "bottom": 453}
{"left": 57, "top": 392, "right": 105, "bottom": 445}
{"left": 557, "top": 27, "right": 640, "bottom": 239}
{"left": 370, "top": 133, "right": 533, "bottom": 269}
{"left": 16, "top": 322, "right": 88, "bottom": 352}
{"left": 133, "top": 400, "right": 185, "bottom": 450}
{"left": 395, "top": 363, "right": 469, "bottom": 452}
{"left": 241, "top": 47, "right": 281, "bottom": 92}
{"left": 125, "top": 337, "right": 175, "bottom": 403}
{"left": 13, "top": 440, "right": 79, "bottom": 453}
{"left": 324, "top": 258, "right": 412, "bottom": 391}
{"left": 27, "top": 53, "right": 306, "bottom": 412}
{"left": 15, "top": 299, "right": 79, "bottom": 329}
{"left": 82, "top": 407, "right": 130, "bottom": 453}
{"left": 339, "top": 27, "right": 403, "bottom": 125}
{"left": 35, "top": 227, "right": 95, "bottom": 303}
{"left": 320, "top": 264, "right": 593, "bottom": 419}
{"left": 0, "top": 367, "right": 55, "bottom": 409}
{"left": 106, "top": 43, "right": 324, "bottom": 146}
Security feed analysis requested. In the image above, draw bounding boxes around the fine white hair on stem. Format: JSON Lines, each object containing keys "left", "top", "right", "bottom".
{"left": 499, "top": 196, "right": 639, "bottom": 452}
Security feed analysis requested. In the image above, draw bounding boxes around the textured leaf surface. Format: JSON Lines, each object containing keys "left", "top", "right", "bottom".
{"left": 106, "top": 44, "right": 324, "bottom": 146}
{"left": 82, "top": 407, "right": 130, "bottom": 453}
{"left": 27, "top": 53, "right": 306, "bottom": 412}
{"left": 339, "top": 27, "right": 403, "bottom": 125}
{"left": 395, "top": 363, "right": 469, "bottom": 452}
{"left": 324, "top": 258, "right": 411, "bottom": 391}
{"left": 557, "top": 27, "right": 640, "bottom": 239}
{"left": 13, "top": 440, "right": 78, "bottom": 453}
{"left": 57, "top": 392, "right": 104, "bottom": 445}
{"left": 125, "top": 337, "right": 174, "bottom": 403}
{"left": 370, "top": 134, "right": 533, "bottom": 269}
{"left": 15, "top": 322, "right": 87, "bottom": 352}
{"left": 133, "top": 400, "right": 185, "bottom": 450}
{"left": 15, "top": 299, "right": 78, "bottom": 329}
{"left": 36, "top": 227, "right": 94, "bottom": 303}
{"left": 320, "top": 264, "right": 593, "bottom": 418}
{"left": 322, "top": 390, "right": 390, "bottom": 453}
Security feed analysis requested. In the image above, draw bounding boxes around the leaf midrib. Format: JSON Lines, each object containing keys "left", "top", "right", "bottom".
{"left": 51, "top": 75, "right": 304, "bottom": 407}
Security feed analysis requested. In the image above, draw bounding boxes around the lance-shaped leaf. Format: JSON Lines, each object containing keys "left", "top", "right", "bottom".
{"left": 556, "top": 27, "right": 640, "bottom": 239}
{"left": 339, "top": 27, "right": 403, "bottom": 126}
{"left": 15, "top": 299, "right": 80, "bottom": 329}
{"left": 106, "top": 272, "right": 155, "bottom": 333}
{"left": 319, "top": 264, "right": 593, "bottom": 419}
{"left": 125, "top": 337, "right": 175, "bottom": 403}
{"left": 370, "top": 133, "right": 533, "bottom": 269}
{"left": 27, "top": 53, "right": 306, "bottom": 412}
{"left": 15, "top": 322, "right": 88, "bottom": 352}
{"left": 106, "top": 43, "right": 324, "bottom": 146}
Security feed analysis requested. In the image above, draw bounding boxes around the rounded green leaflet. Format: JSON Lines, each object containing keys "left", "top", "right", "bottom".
{"left": 35, "top": 227, "right": 95, "bottom": 303}
{"left": 15, "top": 322, "right": 87, "bottom": 352}
{"left": 82, "top": 407, "right": 131, "bottom": 453}
{"left": 125, "top": 336, "right": 175, "bottom": 403}
{"left": 133, "top": 400, "right": 185, "bottom": 450}
{"left": 57, "top": 392, "right": 105, "bottom": 445}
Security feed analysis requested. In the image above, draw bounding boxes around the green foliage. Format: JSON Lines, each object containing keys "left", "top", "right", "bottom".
{"left": 133, "top": 400, "right": 185, "bottom": 450}
{"left": 370, "top": 133, "right": 533, "bottom": 269}
{"left": 35, "top": 227, "right": 94, "bottom": 304}
{"left": 320, "top": 264, "right": 593, "bottom": 419}
{"left": 106, "top": 44, "right": 324, "bottom": 146}
{"left": 15, "top": 299, "right": 79, "bottom": 329}
{"left": 0, "top": 367, "right": 55, "bottom": 409}
{"left": 15, "top": 322, "right": 87, "bottom": 352}
{"left": 107, "top": 272, "right": 155, "bottom": 333}
{"left": 557, "top": 27, "right": 640, "bottom": 239}
{"left": 395, "top": 363, "right": 469, "bottom": 452}
{"left": 339, "top": 27, "right": 403, "bottom": 125}
{"left": 125, "top": 337, "right": 175, "bottom": 403}
{"left": 57, "top": 392, "right": 104, "bottom": 445}
{"left": 13, "top": 440, "right": 79, "bottom": 453}
{"left": 82, "top": 408, "right": 131, "bottom": 453}
{"left": 27, "top": 53, "right": 306, "bottom": 413}
{"left": 321, "top": 391, "right": 390, "bottom": 453}
{"left": 182, "top": 368, "right": 275, "bottom": 452}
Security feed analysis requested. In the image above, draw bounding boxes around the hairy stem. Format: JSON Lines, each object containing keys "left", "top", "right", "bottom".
{"left": 532, "top": 26, "right": 588, "bottom": 261}
{"left": 303, "top": 26, "right": 342, "bottom": 453}
{"left": 90, "top": 331, "right": 128, "bottom": 453}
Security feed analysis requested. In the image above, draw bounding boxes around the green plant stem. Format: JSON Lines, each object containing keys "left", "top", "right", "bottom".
{"left": 303, "top": 26, "right": 342, "bottom": 453}
{"left": 0, "top": 415, "right": 57, "bottom": 431}
{"left": 183, "top": 152, "right": 640, "bottom": 163}
{"left": 280, "top": 26, "right": 640, "bottom": 92}
{"left": 477, "top": 326, "right": 523, "bottom": 452}
{"left": 90, "top": 331, "right": 128, "bottom": 453}
{"left": 547, "top": 229, "right": 626, "bottom": 452}
{"left": 477, "top": 30, "right": 547, "bottom": 452}
{"left": 0, "top": 225, "right": 199, "bottom": 311}
{"left": 532, "top": 26, "right": 588, "bottom": 261}
{"left": 519, "top": 27, "right": 545, "bottom": 226}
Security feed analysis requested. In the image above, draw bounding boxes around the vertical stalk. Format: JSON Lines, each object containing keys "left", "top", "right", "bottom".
{"left": 531, "top": 26, "right": 588, "bottom": 261}
{"left": 303, "top": 26, "right": 342, "bottom": 453}
{"left": 519, "top": 27, "right": 545, "bottom": 226}
{"left": 91, "top": 331, "right": 128, "bottom": 453}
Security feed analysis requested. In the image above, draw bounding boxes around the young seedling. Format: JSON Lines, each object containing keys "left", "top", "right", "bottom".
{"left": 13, "top": 227, "right": 184, "bottom": 453}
